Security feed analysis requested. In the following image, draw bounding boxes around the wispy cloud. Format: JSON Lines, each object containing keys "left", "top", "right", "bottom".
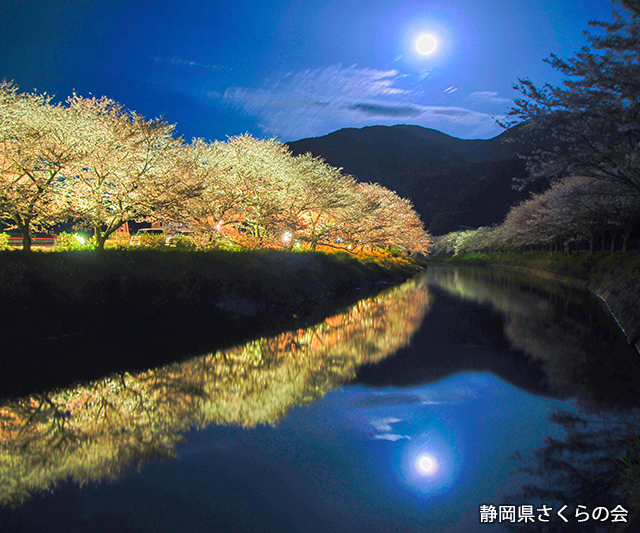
{"left": 353, "top": 392, "right": 423, "bottom": 408}
{"left": 469, "top": 91, "right": 511, "bottom": 105}
{"left": 151, "top": 56, "right": 232, "bottom": 71}
{"left": 374, "top": 434, "right": 411, "bottom": 442}
{"left": 370, "top": 417, "right": 402, "bottom": 432}
{"left": 212, "top": 64, "right": 502, "bottom": 140}
{"left": 370, "top": 417, "right": 411, "bottom": 441}
{"left": 346, "top": 103, "right": 422, "bottom": 118}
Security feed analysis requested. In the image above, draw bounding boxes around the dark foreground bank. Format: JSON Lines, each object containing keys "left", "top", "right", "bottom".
{"left": 429, "top": 251, "right": 640, "bottom": 352}
{"left": 0, "top": 249, "right": 426, "bottom": 398}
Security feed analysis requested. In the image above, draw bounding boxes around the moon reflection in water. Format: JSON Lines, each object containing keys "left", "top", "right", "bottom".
{"left": 416, "top": 453, "right": 438, "bottom": 475}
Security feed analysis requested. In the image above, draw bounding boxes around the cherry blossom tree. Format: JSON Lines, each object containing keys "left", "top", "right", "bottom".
{"left": 610, "top": 188, "right": 640, "bottom": 252}
{"left": 1, "top": 84, "right": 431, "bottom": 255}
{"left": 505, "top": 0, "right": 640, "bottom": 196}
{"left": 213, "top": 135, "right": 294, "bottom": 247}
{"left": 172, "top": 139, "right": 240, "bottom": 247}
{"left": 339, "top": 182, "right": 431, "bottom": 253}
{"left": 431, "top": 231, "right": 462, "bottom": 255}
{"left": 500, "top": 198, "right": 546, "bottom": 251}
{"left": 174, "top": 135, "right": 431, "bottom": 252}
{"left": 287, "top": 153, "right": 359, "bottom": 250}
{"left": 0, "top": 82, "right": 76, "bottom": 251}
{"left": 457, "top": 175, "right": 640, "bottom": 255}
{"left": 554, "top": 176, "right": 640, "bottom": 253}
{"left": 63, "top": 95, "right": 200, "bottom": 250}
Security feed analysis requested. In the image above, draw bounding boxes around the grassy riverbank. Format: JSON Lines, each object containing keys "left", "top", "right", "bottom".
{"left": 429, "top": 251, "right": 640, "bottom": 348}
{"left": 0, "top": 248, "right": 426, "bottom": 397}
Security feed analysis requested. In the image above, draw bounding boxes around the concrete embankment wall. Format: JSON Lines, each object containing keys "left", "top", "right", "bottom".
{"left": 587, "top": 270, "right": 640, "bottom": 353}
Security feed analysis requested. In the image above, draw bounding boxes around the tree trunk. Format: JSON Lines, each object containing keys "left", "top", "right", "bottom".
{"left": 610, "top": 230, "right": 618, "bottom": 253}
{"left": 94, "top": 225, "right": 105, "bottom": 251}
{"left": 95, "top": 219, "right": 127, "bottom": 252}
{"left": 96, "top": 235, "right": 108, "bottom": 251}
{"left": 14, "top": 217, "right": 32, "bottom": 253}
{"left": 623, "top": 231, "right": 630, "bottom": 254}
{"left": 22, "top": 231, "right": 32, "bottom": 253}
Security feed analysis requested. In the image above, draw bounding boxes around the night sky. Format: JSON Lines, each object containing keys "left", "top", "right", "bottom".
{"left": 0, "top": 0, "right": 615, "bottom": 142}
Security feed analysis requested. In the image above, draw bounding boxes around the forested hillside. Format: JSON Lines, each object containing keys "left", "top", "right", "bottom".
{"left": 287, "top": 124, "right": 533, "bottom": 234}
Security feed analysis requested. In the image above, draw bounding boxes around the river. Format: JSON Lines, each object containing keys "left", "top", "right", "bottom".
{"left": 0, "top": 265, "right": 638, "bottom": 532}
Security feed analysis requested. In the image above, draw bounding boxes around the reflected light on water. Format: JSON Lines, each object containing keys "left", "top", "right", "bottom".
{"left": 400, "top": 431, "right": 458, "bottom": 498}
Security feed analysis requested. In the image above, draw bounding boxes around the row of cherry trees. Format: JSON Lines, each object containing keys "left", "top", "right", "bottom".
{"left": 0, "top": 82, "right": 431, "bottom": 253}
{"left": 433, "top": 174, "right": 640, "bottom": 255}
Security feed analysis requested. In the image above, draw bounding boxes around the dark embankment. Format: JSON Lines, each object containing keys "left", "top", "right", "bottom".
{"left": 0, "top": 249, "right": 426, "bottom": 398}
{"left": 428, "top": 251, "right": 640, "bottom": 352}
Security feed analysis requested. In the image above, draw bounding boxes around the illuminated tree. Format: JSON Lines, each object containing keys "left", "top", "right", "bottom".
{"left": 287, "top": 153, "right": 358, "bottom": 250}
{"left": 449, "top": 227, "right": 496, "bottom": 255}
{"left": 176, "top": 139, "right": 244, "bottom": 247}
{"left": 213, "top": 135, "right": 294, "bottom": 246}
{"left": 178, "top": 135, "right": 429, "bottom": 253}
{"left": 384, "top": 190, "right": 432, "bottom": 254}
{"left": 518, "top": 176, "right": 637, "bottom": 254}
{"left": 436, "top": 174, "right": 640, "bottom": 255}
{"left": 481, "top": 225, "right": 509, "bottom": 253}
{"left": 338, "top": 182, "right": 430, "bottom": 253}
{"left": 64, "top": 95, "right": 200, "bottom": 251}
{"left": 498, "top": 187, "right": 580, "bottom": 253}
{"left": 0, "top": 82, "right": 76, "bottom": 251}
{"left": 431, "top": 231, "right": 462, "bottom": 255}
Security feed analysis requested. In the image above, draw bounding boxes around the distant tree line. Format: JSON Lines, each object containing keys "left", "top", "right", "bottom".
{"left": 433, "top": 174, "right": 640, "bottom": 255}
{"left": 435, "top": 0, "right": 640, "bottom": 256}
{"left": 0, "top": 82, "right": 431, "bottom": 254}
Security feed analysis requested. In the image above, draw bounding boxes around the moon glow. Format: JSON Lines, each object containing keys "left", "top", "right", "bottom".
{"left": 416, "top": 453, "right": 438, "bottom": 475}
{"left": 415, "top": 33, "right": 438, "bottom": 55}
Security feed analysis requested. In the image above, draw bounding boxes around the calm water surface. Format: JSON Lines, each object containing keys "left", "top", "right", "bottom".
{"left": 1, "top": 265, "right": 638, "bottom": 533}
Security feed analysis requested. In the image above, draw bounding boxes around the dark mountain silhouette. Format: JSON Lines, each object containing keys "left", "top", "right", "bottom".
{"left": 287, "top": 124, "right": 535, "bottom": 235}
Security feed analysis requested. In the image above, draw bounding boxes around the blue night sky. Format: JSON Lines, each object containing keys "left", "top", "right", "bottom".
{"left": 0, "top": 0, "right": 615, "bottom": 142}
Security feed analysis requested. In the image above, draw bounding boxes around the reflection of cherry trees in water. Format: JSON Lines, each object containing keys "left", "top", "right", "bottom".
{"left": 503, "top": 405, "right": 640, "bottom": 533}
{"left": 0, "top": 275, "right": 430, "bottom": 507}
{"left": 425, "top": 266, "right": 640, "bottom": 531}
{"left": 426, "top": 266, "right": 640, "bottom": 407}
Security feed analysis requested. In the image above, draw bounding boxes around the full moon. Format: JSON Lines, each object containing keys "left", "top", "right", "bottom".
{"left": 415, "top": 33, "right": 438, "bottom": 55}
{"left": 416, "top": 453, "right": 438, "bottom": 475}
